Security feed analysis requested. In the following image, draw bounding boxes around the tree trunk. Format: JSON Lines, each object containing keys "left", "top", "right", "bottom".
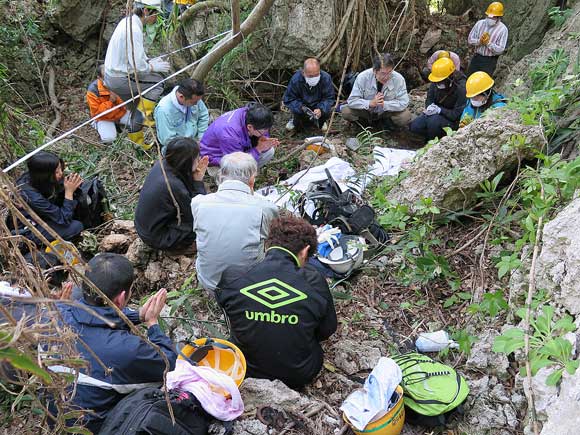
{"left": 191, "top": 0, "right": 275, "bottom": 81}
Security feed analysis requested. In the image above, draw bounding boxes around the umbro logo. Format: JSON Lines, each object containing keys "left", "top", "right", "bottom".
{"left": 240, "top": 279, "right": 307, "bottom": 309}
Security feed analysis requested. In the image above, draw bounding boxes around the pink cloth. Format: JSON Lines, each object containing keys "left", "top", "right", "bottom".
{"left": 166, "top": 359, "right": 244, "bottom": 421}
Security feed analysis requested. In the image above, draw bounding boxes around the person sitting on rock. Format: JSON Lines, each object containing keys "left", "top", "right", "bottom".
{"left": 283, "top": 58, "right": 336, "bottom": 133}
{"left": 216, "top": 216, "right": 337, "bottom": 389}
{"left": 421, "top": 50, "right": 461, "bottom": 81}
{"left": 10, "top": 151, "right": 84, "bottom": 247}
{"left": 104, "top": 0, "right": 170, "bottom": 149}
{"left": 200, "top": 102, "right": 279, "bottom": 177}
{"left": 466, "top": 2, "right": 508, "bottom": 76}
{"left": 459, "top": 71, "right": 506, "bottom": 128}
{"left": 86, "top": 65, "right": 144, "bottom": 144}
{"left": 135, "top": 137, "right": 208, "bottom": 254}
{"left": 191, "top": 152, "right": 279, "bottom": 292}
{"left": 341, "top": 52, "right": 412, "bottom": 130}
{"left": 54, "top": 253, "right": 176, "bottom": 433}
{"left": 409, "top": 57, "right": 467, "bottom": 142}
{"left": 154, "top": 78, "right": 209, "bottom": 154}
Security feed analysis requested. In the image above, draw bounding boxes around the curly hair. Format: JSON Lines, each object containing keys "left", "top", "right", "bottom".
{"left": 266, "top": 216, "right": 318, "bottom": 258}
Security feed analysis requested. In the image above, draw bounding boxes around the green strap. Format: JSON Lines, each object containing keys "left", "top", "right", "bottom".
{"left": 267, "top": 246, "right": 301, "bottom": 268}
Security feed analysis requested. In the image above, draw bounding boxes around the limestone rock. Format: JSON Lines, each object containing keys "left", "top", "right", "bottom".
{"left": 99, "top": 234, "right": 131, "bottom": 253}
{"left": 466, "top": 329, "right": 510, "bottom": 379}
{"left": 49, "top": 0, "right": 108, "bottom": 42}
{"left": 110, "top": 220, "right": 136, "bottom": 233}
{"left": 144, "top": 261, "right": 164, "bottom": 283}
{"left": 125, "top": 237, "right": 153, "bottom": 267}
{"left": 331, "top": 340, "right": 383, "bottom": 374}
{"left": 240, "top": 378, "right": 314, "bottom": 414}
{"left": 387, "top": 110, "right": 543, "bottom": 211}
{"left": 535, "top": 197, "right": 580, "bottom": 315}
{"left": 539, "top": 367, "right": 580, "bottom": 435}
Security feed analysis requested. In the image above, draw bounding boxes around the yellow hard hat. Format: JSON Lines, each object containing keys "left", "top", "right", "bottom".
{"left": 180, "top": 338, "right": 247, "bottom": 388}
{"left": 486, "top": 2, "right": 504, "bottom": 17}
{"left": 428, "top": 58, "right": 455, "bottom": 82}
{"left": 437, "top": 51, "right": 451, "bottom": 60}
{"left": 466, "top": 71, "right": 495, "bottom": 98}
{"left": 344, "top": 385, "right": 405, "bottom": 435}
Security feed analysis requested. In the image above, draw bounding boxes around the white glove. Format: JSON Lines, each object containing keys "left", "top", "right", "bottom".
{"left": 149, "top": 58, "right": 170, "bottom": 73}
{"left": 424, "top": 103, "right": 441, "bottom": 116}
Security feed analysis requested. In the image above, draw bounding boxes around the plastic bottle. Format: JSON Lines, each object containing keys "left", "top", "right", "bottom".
{"left": 415, "top": 330, "right": 459, "bottom": 352}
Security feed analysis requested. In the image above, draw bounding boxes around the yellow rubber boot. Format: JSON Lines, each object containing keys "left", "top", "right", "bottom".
{"left": 127, "top": 130, "right": 153, "bottom": 151}
{"left": 137, "top": 97, "right": 157, "bottom": 127}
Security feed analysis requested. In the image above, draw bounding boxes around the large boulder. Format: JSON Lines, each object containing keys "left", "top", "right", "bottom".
{"left": 539, "top": 367, "right": 580, "bottom": 435}
{"left": 48, "top": 0, "right": 108, "bottom": 42}
{"left": 387, "top": 110, "right": 543, "bottom": 211}
{"left": 535, "top": 197, "right": 580, "bottom": 315}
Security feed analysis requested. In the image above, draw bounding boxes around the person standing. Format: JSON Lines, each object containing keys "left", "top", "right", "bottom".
{"left": 342, "top": 53, "right": 412, "bottom": 130}
{"left": 283, "top": 58, "right": 336, "bottom": 132}
{"left": 154, "top": 78, "right": 209, "bottom": 154}
{"left": 466, "top": 2, "right": 508, "bottom": 76}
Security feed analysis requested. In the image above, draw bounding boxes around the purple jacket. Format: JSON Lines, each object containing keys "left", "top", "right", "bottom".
{"left": 200, "top": 107, "right": 268, "bottom": 166}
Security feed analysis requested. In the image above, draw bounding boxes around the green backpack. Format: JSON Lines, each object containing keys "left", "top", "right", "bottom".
{"left": 392, "top": 353, "right": 469, "bottom": 419}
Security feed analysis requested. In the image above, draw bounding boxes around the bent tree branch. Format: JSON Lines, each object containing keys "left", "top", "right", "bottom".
{"left": 191, "top": 0, "right": 275, "bottom": 81}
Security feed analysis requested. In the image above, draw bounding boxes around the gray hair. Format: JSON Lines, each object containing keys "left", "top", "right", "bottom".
{"left": 218, "top": 152, "right": 258, "bottom": 185}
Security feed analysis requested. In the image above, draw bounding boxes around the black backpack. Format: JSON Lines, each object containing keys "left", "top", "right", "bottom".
{"left": 298, "top": 169, "right": 389, "bottom": 245}
{"left": 98, "top": 387, "right": 209, "bottom": 435}
{"left": 73, "top": 177, "right": 112, "bottom": 230}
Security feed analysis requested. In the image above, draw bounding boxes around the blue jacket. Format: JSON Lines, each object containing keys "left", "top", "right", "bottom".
{"left": 154, "top": 87, "right": 209, "bottom": 148}
{"left": 283, "top": 70, "right": 336, "bottom": 115}
{"left": 55, "top": 300, "right": 177, "bottom": 431}
{"left": 461, "top": 92, "right": 507, "bottom": 124}
{"left": 13, "top": 173, "right": 78, "bottom": 238}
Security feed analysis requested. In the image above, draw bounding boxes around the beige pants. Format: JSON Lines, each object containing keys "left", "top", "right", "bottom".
{"left": 341, "top": 106, "right": 412, "bottom": 127}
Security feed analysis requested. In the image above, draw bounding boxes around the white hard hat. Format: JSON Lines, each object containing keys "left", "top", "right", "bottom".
{"left": 136, "top": 0, "right": 162, "bottom": 7}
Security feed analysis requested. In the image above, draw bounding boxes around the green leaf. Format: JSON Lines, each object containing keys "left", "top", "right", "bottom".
{"left": 458, "top": 292, "right": 472, "bottom": 300}
{"left": 493, "top": 329, "right": 525, "bottom": 354}
{"left": 554, "top": 315, "right": 577, "bottom": 333}
{"left": 546, "top": 369, "right": 564, "bottom": 386}
{"left": 530, "top": 357, "right": 553, "bottom": 375}
{"left": 443, "top": 295, "right": 457, "bottom": 308}
{"left": 64, "top": 427, "right": 93, "bottom": 435}
{"left": 0, "top": 348, "right": 52, "bottom": 383}
{"left": 565, "top": 360, "right": 579, "bottom": 375}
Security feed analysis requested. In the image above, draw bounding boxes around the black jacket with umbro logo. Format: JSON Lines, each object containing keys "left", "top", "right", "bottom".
{"left": 216, "top": 247, "right": 337, "bottom": 389}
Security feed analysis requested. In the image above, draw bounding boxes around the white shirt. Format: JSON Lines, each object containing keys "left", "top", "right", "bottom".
{"left": 347, "top": 68, "right": 409, "bottom": 113}
{"left": 468, "top": 19, "right": 508, "bottom": 57}
{"left": 105, "top": 15, "right": 151, "bottom": 77}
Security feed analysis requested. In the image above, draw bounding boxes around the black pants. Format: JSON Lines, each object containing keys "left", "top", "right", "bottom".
{"left": 292, "top": 111, "right": 329, "bottom": 131}
{"left": 409, "top": 114, "right": 456, "bottom": 142}
{"left": 467, "top": 53, "right": 499, "bottom": 76}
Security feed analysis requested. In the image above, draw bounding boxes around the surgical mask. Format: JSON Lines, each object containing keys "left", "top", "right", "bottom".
{"left": 436, "top": 83, "right": 447, "bottom": 90}
{"left": 305, "top": 75, "right": 321, "bottom": 87}
{"left": 486, "top": 17, "right": 498, "bottom": 26}
{"left": 471, "top": 98, "right": 486, "bottom": 107}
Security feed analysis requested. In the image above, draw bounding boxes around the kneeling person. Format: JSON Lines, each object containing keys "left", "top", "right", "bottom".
{"left": 216, "top": 216, "right": 337, "bottom": 389}
{"left": 283, "top": 58, "right": 336, "bottom": 132}
{"left": 460, "top": 71, "right": 506, "bottom": 127}
{"left": 410, "top": 57, "right": 467, "bottom": 142}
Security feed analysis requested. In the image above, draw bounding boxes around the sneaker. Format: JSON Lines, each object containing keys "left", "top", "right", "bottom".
{"left": 285, "top": 119, "right": 295, "bottom": 131}
{"left": 321, "top": 122, "right": 329, "bottom": 132}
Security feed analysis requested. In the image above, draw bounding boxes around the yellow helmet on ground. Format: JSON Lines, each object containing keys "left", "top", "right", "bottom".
{"left": 428, "top": 58, "right": 455, "bottom": 82}
{"left": 180, "top": 338, "right": 247, "bottom": 387}
{"left": 465, "top": 71, "right": 495, "bottom": 98}
{"left": 437, "top": 51, "right": 451, "bottom": 60}
{"left": 486, "top": 2, "right": 504, "bottom": 17}
{"left": 344, "top": 385, "right": 405, "bottom": 435}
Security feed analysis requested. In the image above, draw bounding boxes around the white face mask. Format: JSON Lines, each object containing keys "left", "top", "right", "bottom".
{"left": 471, "top": 98, "right": 486, "bottom": 107}
{"left": 305, "top": 75, "right": 321, "bottom": 87}
{"left": 436, "top": 83, "right": 447, "bottom": 90}
{"left": 486, "top": 17, "right": 498, "bottom": 26}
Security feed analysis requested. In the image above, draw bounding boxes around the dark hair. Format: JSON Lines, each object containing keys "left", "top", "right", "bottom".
{"left": 26, "top": 151, "right": 63, "bottom": 197}
{"left": 97, "top": 63, "right": 105, "bottom": 79}
{"left": 177, "top": 78, "right": 204, "bottom": 99}
{"left": 245, "top": 103, "right": 274, "bottom": 130}
{"left": 164, "top": 137, "right": 200, "bottom": 185}
{"left": 266, "top": 216, "right": 318, "bottom": 258}
{"left": 133, "top": 6, "right": 145, "bottom": 17}
{"left": 82, "top": 253, "right": 134, "bottom": 306}
{"left": 372, "top": 53, "right": 395, "bottom": 71}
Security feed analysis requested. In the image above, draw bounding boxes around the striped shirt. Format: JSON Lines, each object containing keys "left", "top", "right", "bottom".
{"left": 468, "top": 19, "right": 508, "bottom": 57}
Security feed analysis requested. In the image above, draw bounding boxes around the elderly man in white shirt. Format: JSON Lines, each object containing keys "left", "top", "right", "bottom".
{"left": 104, "top": 0, "right": 170, "bottom": 131}
{"left": 342, "top": 53, "right": 412, "bottom": 129}
{"left": 191, "top": 152, "right": 279, "bottom": 293}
